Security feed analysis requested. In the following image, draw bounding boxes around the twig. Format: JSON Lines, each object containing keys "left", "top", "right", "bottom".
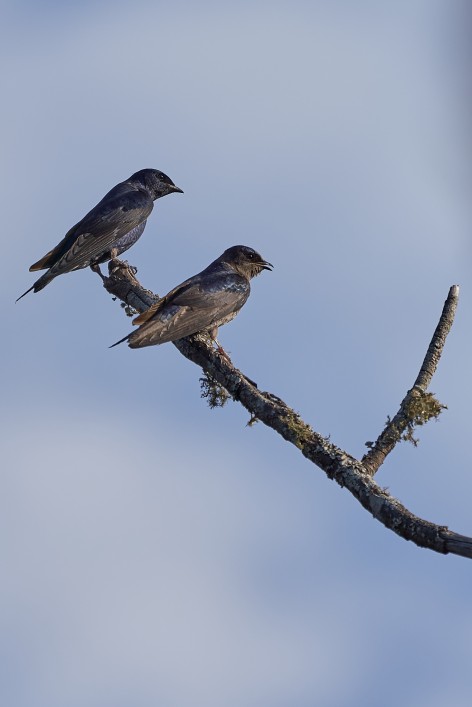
{"left": 414, "top": 285, "right": 460, "bottom": 390}
{"left": 362, "top": 286, "right": 459, "bottom": 476}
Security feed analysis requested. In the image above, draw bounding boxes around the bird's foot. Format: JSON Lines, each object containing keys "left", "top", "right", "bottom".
{"left": 212, "top": 344, "right": 256, "bottom": 384}
{"left": 90, "top": 263, "right": 106, "bottom": 281}
{"left": 118, "top": 259, "right": 138, "bottom": 275}
{"left": 109, "top": 258, "right": 138, "bottom": 276}
{"left": 214, "top": 344, "right": 232, "bottom": 362}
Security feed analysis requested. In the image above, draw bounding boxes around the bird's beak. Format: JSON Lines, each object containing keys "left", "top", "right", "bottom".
{"left": 258, "top": 260, "right": 273, "bottom": 271}
{"left": 170, "top": 185, "right": 184, "bottom": 194}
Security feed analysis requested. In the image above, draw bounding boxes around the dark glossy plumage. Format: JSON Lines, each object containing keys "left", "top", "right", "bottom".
{"left": 111, "top": 245, "right": 273, "bottom": 349}
{"left": 17, "top": 168, "right": 183, "bottom": 301}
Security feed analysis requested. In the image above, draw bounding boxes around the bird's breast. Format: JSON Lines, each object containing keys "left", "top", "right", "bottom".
{"left": 113, "top": 220, "right": 147, "bottom": 255}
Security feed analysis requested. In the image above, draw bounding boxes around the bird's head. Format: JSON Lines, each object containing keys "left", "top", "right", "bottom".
{"left": 131, "top": 168, "right": 183, "bottom": 200}
{"left": 220, "top": 245, "right": 273, "bottom": 279}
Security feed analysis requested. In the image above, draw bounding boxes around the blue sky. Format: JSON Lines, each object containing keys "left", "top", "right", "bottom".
{"left": 2, "top": 2, "right": 472, "bottom": 706}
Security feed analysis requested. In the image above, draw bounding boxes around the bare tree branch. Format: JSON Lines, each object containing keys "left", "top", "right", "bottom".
{"left": 414, "top": 285, "right": 460, "bottom": 389}
{"left": 362, "top": 285, "right": 459, "bottom": 476}
{"left": 103, "top": 263, "right": 470, "bottom": 559}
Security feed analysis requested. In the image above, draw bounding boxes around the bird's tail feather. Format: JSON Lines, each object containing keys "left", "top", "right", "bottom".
{"left": 109, "top": 333, "right": 131, "bottom": 349}
{"left": 16, "top": 271, "right": 55, "bottom": 302}
{"left": 16, "top": 284, "right": 36, "bottom": 302}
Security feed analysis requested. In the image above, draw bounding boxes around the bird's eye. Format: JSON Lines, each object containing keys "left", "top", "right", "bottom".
{"left": 247, "top": 251, "right": 254, "bottom": 259}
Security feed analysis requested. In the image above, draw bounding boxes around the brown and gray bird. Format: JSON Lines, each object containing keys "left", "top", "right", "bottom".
{"left": 17, "top": 168, "right": 183, "bottom": 301}
{"left": 110, "top": 245, "right": 273, "bottom": 349}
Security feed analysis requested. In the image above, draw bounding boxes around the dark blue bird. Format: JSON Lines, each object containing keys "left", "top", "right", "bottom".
{"left": 17, "top": 168, "right": 183, "bottom": 301}
{"left": 110, "top": 245, "right": 273, "bottom": 349}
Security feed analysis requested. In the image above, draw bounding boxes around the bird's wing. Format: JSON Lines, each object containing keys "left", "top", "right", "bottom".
{"left": 132, "top": 297, "right": 167, "bottom": 325}
{"left": 132, "top": 276, "right": 197, "bottom": 326}
{"left": 129, "top": 274, "right": 250, "bottom": 347}
{"left": 29, "top": 189, "right": 154, "bottom": 273}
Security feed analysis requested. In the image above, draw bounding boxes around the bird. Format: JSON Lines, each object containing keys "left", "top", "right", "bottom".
{"left": 17, "top": 168, "right": 183, "bottom": 301}
{"left": 110, "top": 245, "right": 273, "bottom": 350}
